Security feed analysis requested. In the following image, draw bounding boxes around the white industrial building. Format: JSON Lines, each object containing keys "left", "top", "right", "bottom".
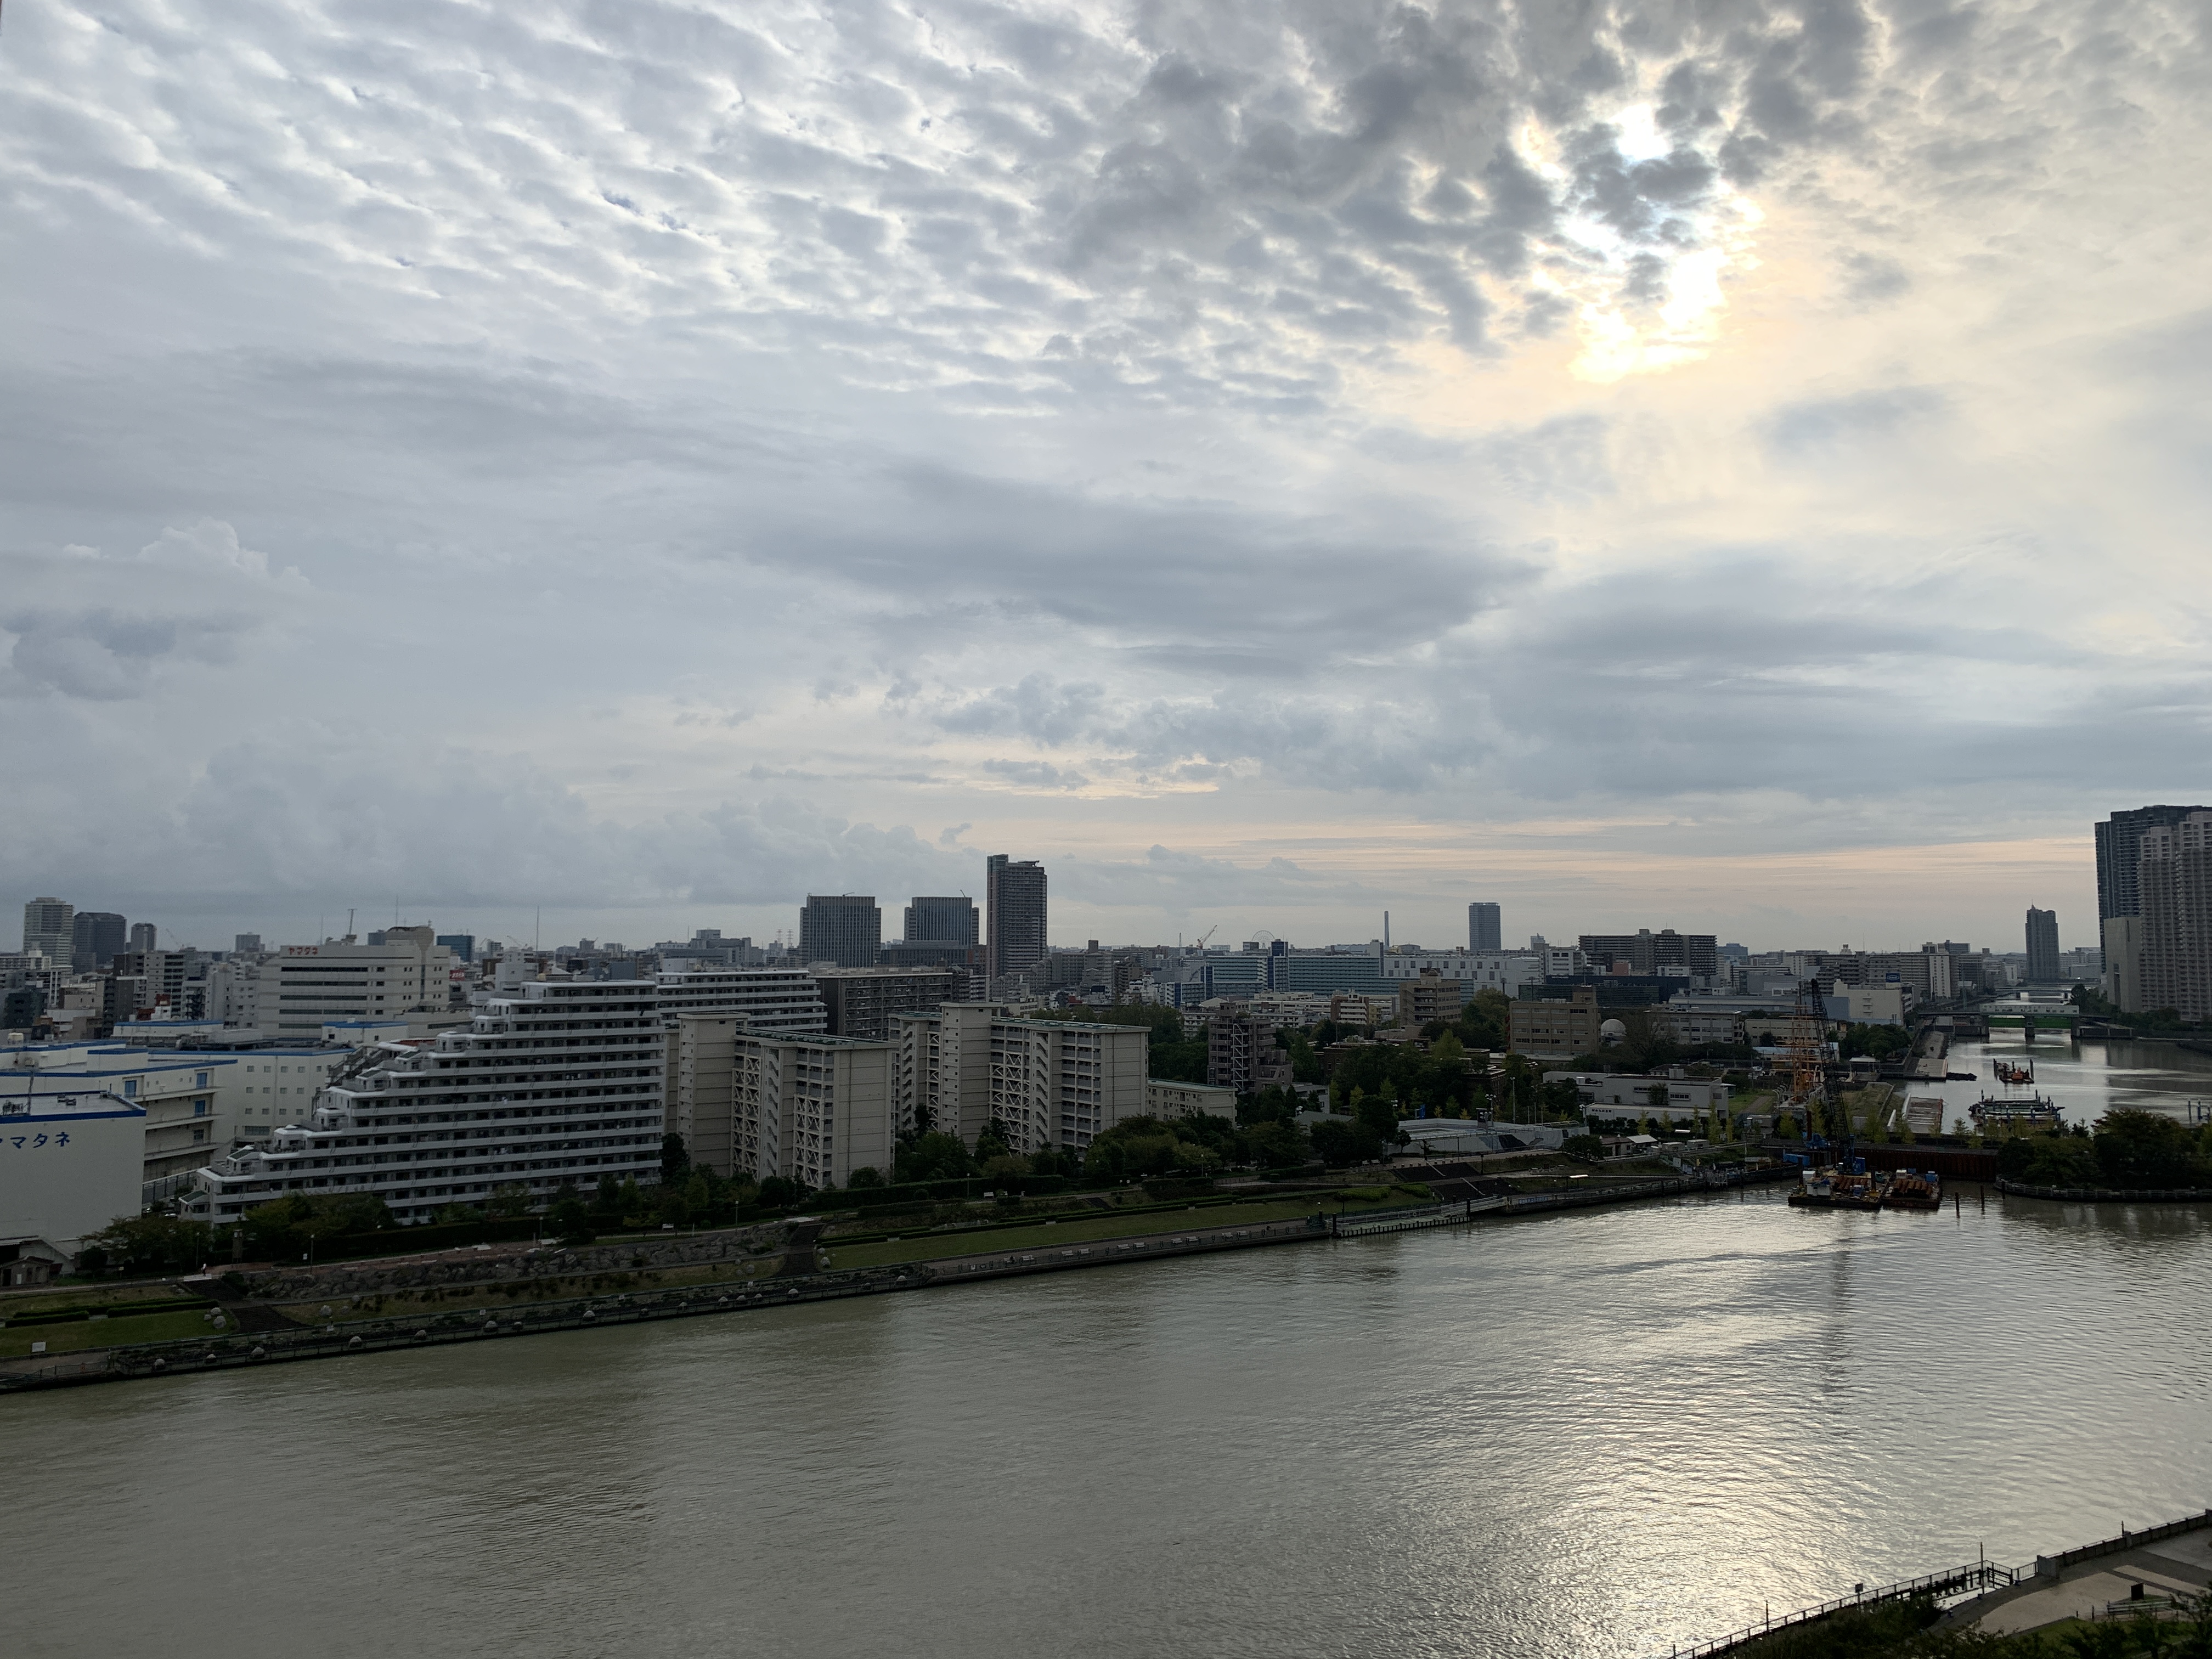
{"left": 1, "top": 1086, "right": 146, "bottom": 1272}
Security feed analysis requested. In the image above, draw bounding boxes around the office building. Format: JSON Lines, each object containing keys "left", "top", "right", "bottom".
{"left": 128, "top": 922, "right": 159, "bottom": 955}
{"left": 1468, "top": 902, "right": 1502, "bottom": 953}
{"left": 799, "top": 894, "right": 881, "bottom": 968}
{"left": 2024, "top": 907, "right": 2061, "bottom": 983}
{"left": 184, "top": 979, "right": 666, "bottom": 1227}
{"left": 891, "top": 1004, "right": 1145, "bottom": 1155}
{"left": 1508, "top": 986, "right": 1604, "bottom": 1057}
{"left": 234, "top": 933, "right": 263, "bottom": 956}
{"left": 253, "top": 928, "right": 454, "bottom": 1038}
{"left": 70, "top": 911, "right": 127, "bottom": 974}
{"left": 731, "top": 1032, "right": 895, "bottom": 1189}
{"left": 985, "top": 855, "right": 1047, "bottom": 980}
{"left": 1578, "top": 929, "right": 1718, "bottom": 978}
{"left": 436, "top": 933, "right": 476, "bottom": 964}
{"left": 21, "top": 898, "right": 72, "bottom": 963}
{"left": 810, "top": 966, "right": 961, "bottom": 1040}
{"left": 904, "top": 896, "right": 979, "bottom": 946}
{"left": 2096, "top": 805, "right": 2211, "bottom": 922}
{"left": 2138, "top": 811, "right": 2212, "bottom": 1022}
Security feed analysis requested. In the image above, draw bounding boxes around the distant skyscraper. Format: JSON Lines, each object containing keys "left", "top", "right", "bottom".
{"left": 2096, "top": 805, "right": 2210, "bottom": 922}
{"left": 799, "top": 895, "right": 881, "bottom": 968}
{"left": 2024, "top": 907, "right": 2061, "bottom": 983}
{"left": 436, "top": 933, "right": 476, "bottom": 964}
{"left": 985, "top": 855, "right": 1047, "bottom": 980}
{"left": 904, "top": 896, "right": 979, "bottom": 945}
{"left": 70, "top": 911, "right": 127, "bottom": 974}
{"left": 20, "top": 897, "right": 71, "bottom": 962}
{"left": 1468, "top": 902, "right": 1502, "bottom": 953}
{"left": 2138, "top": 812, "right": 2212, "bottom": 1020}
{"left": 234, "top": 933, "right": 264, "bottom": 955}
{"left": 128, "top": 921, "right": 157, "bottom": 955}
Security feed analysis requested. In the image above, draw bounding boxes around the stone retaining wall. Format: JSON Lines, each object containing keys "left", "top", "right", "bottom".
{"left": 1996, "top": 1177, "right": 2212, "bottom": 1204}
{"left": 236, "top": 1224, "right": 789, "bottom": 1301}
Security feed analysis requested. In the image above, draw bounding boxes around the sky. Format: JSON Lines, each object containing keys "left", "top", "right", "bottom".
{"left": 3, "top": 0, "right": 2208, "bottom": 957}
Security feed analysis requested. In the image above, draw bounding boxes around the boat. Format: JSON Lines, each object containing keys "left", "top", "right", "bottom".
{"left": 1970, "top": 1094, "right": 2063, "bottom": 1131}
{"left": 1993, "top": 1060, "right": 2035, "bottom": 1086}
{"left": 1788, "top": 1166, "right": 1886, "bottom": 1211}
{"left": 1883, "top": 1170, "right": 1943, "bottom": 1211}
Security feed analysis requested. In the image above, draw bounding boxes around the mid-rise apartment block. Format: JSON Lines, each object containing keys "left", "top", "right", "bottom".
{"left": 656, "top": 967, "right": 827, "bottom": 1035}
{"left": 811, "top": 966, "right": 960, "bottom": 1040}
{"left": 730, "top": 1032, "right": 894, "bottom": 1189}
{"left": 891, "top": 1003, "right": 1144, "bottom": 1156}
{"left": 1206, "top": 1006, "right": 1293, "bottom": 1094}
{"left": 185, "top": 979, "right": 666, "bottom": 1227}
{"left": 1578, "top": 929, "right": 1718, "bottom": 978}
{"left": 1397, "top": 970, "right": 1466, "bottom": 1026}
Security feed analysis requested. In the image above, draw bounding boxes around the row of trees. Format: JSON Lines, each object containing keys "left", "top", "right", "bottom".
{"left": 1997, "top": 1111, "right": 2212, "bottom": 1189}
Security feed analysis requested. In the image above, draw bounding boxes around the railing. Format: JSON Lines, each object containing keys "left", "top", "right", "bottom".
{"left": 1664, "top": 1561, "right": 2016, "bottom": 1657}
{"left": 2035, "top": 1512, "right": 2212, "bottom": 1578}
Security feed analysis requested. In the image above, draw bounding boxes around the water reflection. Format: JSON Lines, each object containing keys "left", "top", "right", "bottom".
{"left": 1923, "top": 1032, "right": 2212, "bottom": 1131}
{"left": 5, "top": 1187, "right": 2209, "bottom": 1659}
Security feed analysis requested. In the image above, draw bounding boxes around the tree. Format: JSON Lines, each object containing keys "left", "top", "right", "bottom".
{"left": 486, "top": 1184, "right": 533, "bottom": 1218}
{"left": 1562, "top": 1133, "right": 1606, "bottom": 1164}
{"left": 661, "top": 1132, "right": 691, "bottom": 1186}
{"left": 848, "top": 1165, "right": 884, "bottom": 1189}
{"left": 755, "top": 1176, "right": 809, "bottom": 1211}
{"left": 2093, "top": 1109, "right": 2205, "bottom": 1188}
{"left": 1311, "top": 1117, "right": 1381, "bottom": 1167}
{"left": 895, "top": 1132, "right": 975, "bottom": 1183}
{"left": 595, "top": 1173, "right": 621, "bottom": 1211}
{"left": 1244, "top": 1120, "right": 1311, "bottom": 1169}
{"left": 974, "top": 1118, "right": 1014, "bottom": 1164}
{"left": 86, "top": 1213, "right": 213, "bottom": 1274}
{"left": 549, "top": 1193, "right": 594, "bottom": 1245}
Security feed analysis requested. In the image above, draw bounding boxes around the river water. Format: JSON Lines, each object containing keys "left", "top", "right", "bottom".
{"left": 9, "top": 1042, "right": 2211, "bottom": 1659}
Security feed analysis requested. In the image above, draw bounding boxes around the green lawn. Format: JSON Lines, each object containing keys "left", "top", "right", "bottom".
{"left": 823, "top": 1194, "right": 1396, "bottom": 1271}
{"left": 0, "top": 1310, "right": 217, "bottom": 1358}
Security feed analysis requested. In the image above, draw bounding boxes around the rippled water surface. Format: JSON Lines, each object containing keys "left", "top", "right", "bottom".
{"left": 11, "top": 1175, "right": 2212, "bottom": 1659}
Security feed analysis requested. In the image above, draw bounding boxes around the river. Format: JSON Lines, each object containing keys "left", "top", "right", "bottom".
{"left": 9, "top": 1155, "right": 2211, "bottom": 1658}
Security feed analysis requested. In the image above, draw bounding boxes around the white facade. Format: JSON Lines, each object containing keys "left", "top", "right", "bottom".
{"left": 255, "top": 929, "right": 454, "bottom": 1039}
{"left": 656, "top": 968, "right": 827, "bottom": 1034}
{"left": 731, "top": 1032, "right": 894, "bottom": 1189}
{"left": 184, "top": 979, "right": 664, "bottom": 1226}
{"left": 1550, "top": 1073, "right": 1734, "bottom": 1114}
{"left": 0, "top": 1086, "right": 145, "bottom": 1254}
{"left": 203, "top": 956, "right": 263, "bottom": 1024}
{"left": 2, "top": 1041, "right": 234, "bottom": 1180}
{"left": 221, "top": 1046, "right": 352, "bottom": 1138}
{"left": 1378, "top": 951, "right": 1543, "bottom": 995}
{"left": 1146, "top": 1079, "right": 1239, "bottom": 1120}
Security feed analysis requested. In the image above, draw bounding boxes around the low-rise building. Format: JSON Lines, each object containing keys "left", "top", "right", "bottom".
{"left": 1144, "top": 1079, "right": 1239, "bottom": 1120}
{"left": 1, "top": 1040, "right": 235, "bottom": 1187}
{"left": 1551, "top": 1072, "right": 1733, "bottom": 1116}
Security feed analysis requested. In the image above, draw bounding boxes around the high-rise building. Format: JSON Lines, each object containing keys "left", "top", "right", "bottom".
{"left": 729, "top": 1032, "right": 896, "bottom": 1189}
{"left": 809, "top": 966, "right": 961, "bottom": 1040}
{"left": 233, "top": 933, "right": 263, "bottom": 956}
{"left": 127, "top": 922, "right": 158, "bottom": 955}
{"left": 891, "top": 1003, "right": 1145, "bottom": 1157}
{"left": 2024, "top": 907, "right": 2061, "bottom": 983}
{"left": 2096, "top": 805, "right": 2211, "bottom": 922}
{"left": 1468, "top": 902, "right": 1502, "bottom": 954}
{"left": 985, "top": 855, "right": 1047, "bottom": 980}
{"left": 798, "top": 895, "right": 881, "bottom": 968}
{"left": 904, "top": 895, "right": 979, "bottom": 949}
{"left": 21, "top": 898, "right": 72, "bottom": 963}
{"left": 70, "top": 911, "right": 127, "bottom": 974}
{"left": 2138, "top": 812, "right": 2212, "bottom": 1021}
{"left": 435, "top": 933, "right": 476, "bottom": 964}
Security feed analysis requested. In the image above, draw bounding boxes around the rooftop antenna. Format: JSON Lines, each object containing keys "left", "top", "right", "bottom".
{"left": 346, "top": 907, "right": 355, "bottom": 940}
{"left": 1384, "top": 910, "right": 1390, "bottom": 949}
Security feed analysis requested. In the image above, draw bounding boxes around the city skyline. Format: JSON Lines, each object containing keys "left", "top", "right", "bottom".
{"left": 2, "top": 4, "right": 2203, "bottom": 957}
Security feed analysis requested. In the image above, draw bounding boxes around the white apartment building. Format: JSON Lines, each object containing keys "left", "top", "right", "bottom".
{"left": 656, "top": 967, "right": 827, "bottom": 1034}
{"left": 892, "top": 1005, "right": 1146, "bottom": 1158}
{"left": 184, "top": 979, "right": 664, "bottom": 1226}
{"left": 730, "top": 1032, "right": 894, "bottom": 1190}
{"left": 255, "top": 928, "right": 454, "bottom": 1038}
{"left": 1145, "top": 1079, "right": 1239, "bottom": 1120}
{"left": 202, "top": 955, "right": 262, "bottom": 1024}
{"left": 670, "top": 1013, "right": 741, "bottom": 1177}
{"left": 1, "top": 1041, "right": 234, "bottom": 1182}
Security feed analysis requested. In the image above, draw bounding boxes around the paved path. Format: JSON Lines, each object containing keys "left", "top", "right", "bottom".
{"left": 1963, "top": 1527, "right": 2211, "bottom": 1635}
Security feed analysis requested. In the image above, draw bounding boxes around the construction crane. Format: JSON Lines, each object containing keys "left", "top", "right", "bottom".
{"left": 1782, "top": 976, "right": 1837, "bottom": 1143}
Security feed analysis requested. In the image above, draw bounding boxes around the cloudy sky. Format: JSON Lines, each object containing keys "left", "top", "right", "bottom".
{"left": 4, "top": 0, "right": 2207, "bottom": 955}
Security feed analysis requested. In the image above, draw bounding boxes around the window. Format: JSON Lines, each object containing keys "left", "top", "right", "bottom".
{"left": 124, "top": 1079, "right": 138, "bottom": 1097}
{"left": 194, "top": 1101, "right": 208, "bottom": 1116}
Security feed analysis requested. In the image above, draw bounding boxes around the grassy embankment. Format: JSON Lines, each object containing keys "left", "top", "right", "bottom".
{"left": 1, "top": 1291, "right": 222, "bottom": 1358}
